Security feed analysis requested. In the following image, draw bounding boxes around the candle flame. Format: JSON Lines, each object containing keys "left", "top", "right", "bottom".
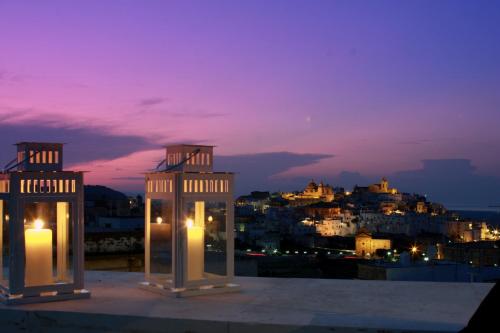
{"left": 207, "top": 216, "right": 213, "bottom": 222}
{"left": 156, "top": 217, "right": 163, "bottom": 224}
{"left": 34, "top": 219, "right": 44, "bottom": 230}
{"left": 186, "top": 218, "right": 194, "bottom": 228}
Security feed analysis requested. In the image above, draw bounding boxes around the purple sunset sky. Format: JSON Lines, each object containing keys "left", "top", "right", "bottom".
{"left": 1, "top": 1, "right": 499, "bottom": 208}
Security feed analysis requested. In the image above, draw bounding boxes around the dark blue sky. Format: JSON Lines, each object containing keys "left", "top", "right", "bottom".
{"left": 0, "top": 0, "right": 499, "bottom": 208}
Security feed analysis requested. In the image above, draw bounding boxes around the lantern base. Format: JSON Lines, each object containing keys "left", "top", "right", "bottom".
{"left": 0, "top": 289, "right": 91, "bottom": 305}
{"left": 139, "top": 281, "right": 240, "bottom": 298}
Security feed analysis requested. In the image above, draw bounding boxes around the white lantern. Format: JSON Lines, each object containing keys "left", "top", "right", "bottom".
{"left": 141, "top": 144, "right": 239, "bottom": 296}
{"left": 0, "top": 142, "right": 89, "bottom": 304}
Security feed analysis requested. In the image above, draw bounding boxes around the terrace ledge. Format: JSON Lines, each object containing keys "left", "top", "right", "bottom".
{"left": 0, "top": 271, "right": 492, "bottom": 333}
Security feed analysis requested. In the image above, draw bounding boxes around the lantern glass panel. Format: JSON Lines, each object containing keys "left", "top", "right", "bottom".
{"left": 23, "top": 201, "right": 73, "bottom": 287}
{"left": 185, "top": 201, "right": 227, "bottom": 281}
{"left": 148, "top": 199, "right": 173, "bottom": 281}
{"left": 1, "top": 200, "right": 9, "bottom": 288}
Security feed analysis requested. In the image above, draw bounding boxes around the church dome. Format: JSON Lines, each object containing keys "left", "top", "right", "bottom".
{"left": 305, "top": 180, "right": 318, "bottom": 192}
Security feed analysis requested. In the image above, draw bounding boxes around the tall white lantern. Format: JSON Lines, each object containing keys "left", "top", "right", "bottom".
{"left": 0, "top": 142, "right": 89, "bottom": 304}
{"left": 141, "top": 144, "right": 239, "bottom": 296}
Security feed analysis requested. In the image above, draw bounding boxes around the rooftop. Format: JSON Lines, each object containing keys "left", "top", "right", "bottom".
{"left": 0, "top": 271, "right": 492, "bottom": 332}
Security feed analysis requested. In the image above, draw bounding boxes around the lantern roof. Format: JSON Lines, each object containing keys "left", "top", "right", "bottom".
{"left": 163, "top": 144, "right": 215, "bottom": 148}
{"left": 15, "top": 142, "right": 64, "bottom": 146}
{"left": 13, "top": 142, "right": 65, "bottom": 172}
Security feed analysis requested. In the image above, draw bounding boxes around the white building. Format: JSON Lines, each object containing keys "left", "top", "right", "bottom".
{"left": 316, "top": 218, "right": 357, "bottom": 237}
{"left": 358, "top": 212, "right": 447, "bottom": 236}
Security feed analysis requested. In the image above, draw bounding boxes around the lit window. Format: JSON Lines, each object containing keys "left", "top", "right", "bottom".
{"left": 42, "top": 151, "right": 47, "bottom": 164}
{"left": 48, "top": 151, "right": 53, "bottom": 164}
{"left": 55, "top": 151, "right": 59, "bottom": 164}
{"left": 30, "top": 150, "right": 34, "bottom": 163}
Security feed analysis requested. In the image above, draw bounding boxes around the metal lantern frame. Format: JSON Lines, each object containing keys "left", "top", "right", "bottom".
{"left": 141, "top": 145, "right": 239, "bottom": 297}
{"left": 0, "top": 143, "right": 89, "bottom": 304}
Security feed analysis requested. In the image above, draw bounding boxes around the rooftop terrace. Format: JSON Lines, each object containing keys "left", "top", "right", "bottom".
{"left": 0, "top": 271, "right": 492, "bottom": 332}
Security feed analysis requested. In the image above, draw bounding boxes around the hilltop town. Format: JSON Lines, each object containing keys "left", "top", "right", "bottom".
{"left": 235, "top": 178, "right": 500, "bottom": 280}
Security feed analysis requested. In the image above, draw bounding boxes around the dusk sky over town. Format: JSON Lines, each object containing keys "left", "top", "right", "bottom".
{"left": 1, "top": 0, "right": 500, "bottom": 208}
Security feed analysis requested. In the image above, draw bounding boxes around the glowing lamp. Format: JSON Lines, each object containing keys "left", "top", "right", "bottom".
{"left": 0, "top": 142, "right": 89, "bottom": 304}
{"left": 141, "top": 144, "right": 239, "bottom": 297}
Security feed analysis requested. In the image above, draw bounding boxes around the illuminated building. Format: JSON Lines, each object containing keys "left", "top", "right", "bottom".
{"left": 355, "top": 228, "right": 391, "bottom": 257}
{"left": 282, "top": 180, "right": 334, "bottom": 206}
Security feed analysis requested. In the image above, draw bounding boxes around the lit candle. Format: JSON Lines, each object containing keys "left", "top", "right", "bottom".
{"left": 151, "top": 216, "right": 171, "bottom": 242}
{"left": 186, "top": 218, "right": 204, "bottom": 280}
{"left": 25, "top": 219, "right": 53, "bottom": 286}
